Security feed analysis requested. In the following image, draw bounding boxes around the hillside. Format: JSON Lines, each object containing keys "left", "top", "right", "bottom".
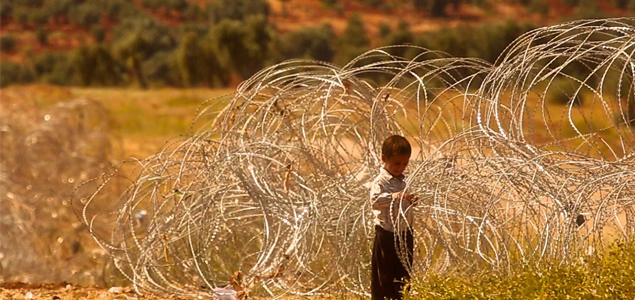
{"left": 0, "top": 0, "right": 626, "bottom": 63}
{"left": 0, "top": 0, "right": 633, "bottom": 88}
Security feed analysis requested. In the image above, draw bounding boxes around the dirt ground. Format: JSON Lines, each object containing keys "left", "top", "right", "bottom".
{"left": 0, "top": 283, "right": 191, "bottom": 300}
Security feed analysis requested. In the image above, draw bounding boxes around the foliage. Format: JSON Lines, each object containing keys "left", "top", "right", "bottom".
{"left": 206, "top": 0, "right": 270, "bottom": 23}
{"left": 32, "top": 0, "right": 138, "bottom": 26}
{"left": 575, "top": 0, "right": 604, "bottom": 18}
{"left": 548, "top": 78, "right": 584, "bottom": 106}
{"left": 414, "top": 20, "right": 535, "bottom": 63}
{"left": 0, "top": 1, "right": 13, "bottom": 18}
{"left": 321, "top": 0, "right": 340, "bottom": 8}
{"left": 91, "top": 25, "right": 106, "bottom": 43}
{"left": 413, "top": 0, "right": 463, "bottom": 17}
{"left": 209, "top": 15, "right": 272, "bottom": 79}
{"left": 383, "top": 21, "right": 414, "bottom": 57}
{"left": 335, "top": 14, "right": 370, "bottom": 66}
{"left": 529, "top": 0, "right": 549, "bottom": 15}
{"left": 40, "top": 0, "right": 77, "bottom": 20}
{"left": 143, "top": 50, "right": 181, "bottom": 87}
{"left": 36, "top": 28, "right": 48, "bottom": 45}
{"left": 379, "top": 22, "right": 392, "bottom": 40}
{"left": 176, "top": 32, "right": 218, "bottom": 87}
{"left": 358, "top": 0, "right": 385, "bottom": 7}
{"left": 69, "top": 1, "right": 103, "bottom": 27}
{"left": 71, "top": 45, "right": 124, "bottom": 86}
{"left": 113, "top": 18, "right": 176, "bottom": 88}
{"left": 32, "top": 51, "right": 75, "bottom": 85}
{"left": 141, "top": 0, "right": 189, "bottom": 11}
{"left": 405, "top": 242, "right": 635, "bottom": 299}
{"left": 614, "top": 0, "right": 630, "bottom": 8}
{"left": 182, "top": 4, "right": 206, "bottom": 22}
{"left": 0, "top": 34, "right": 16, "bottom": 52}
{"left": 0, "top": 62, "right": 34, "bottom": 87}
{"left": 29, "top": 9, "right": 49, "bottom": 25}
{"left": 276, "top": 24, "right": 336, "bottom": 62}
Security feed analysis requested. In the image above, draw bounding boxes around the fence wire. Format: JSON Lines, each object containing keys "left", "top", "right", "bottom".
{"left": 75, "top": 18, "right": 635, "bottom": 298}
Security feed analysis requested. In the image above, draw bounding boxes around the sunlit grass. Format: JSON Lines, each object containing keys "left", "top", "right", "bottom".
{"left": 2, "top": 85, "right": 232, "bottom": 159}
{"left": 405, "top": 241, "right": 635, "bottom": 299}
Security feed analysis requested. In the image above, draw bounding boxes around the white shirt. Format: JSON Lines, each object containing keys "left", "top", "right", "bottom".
{"left": 370, "top": 167, "right": 414, "bottom": 232}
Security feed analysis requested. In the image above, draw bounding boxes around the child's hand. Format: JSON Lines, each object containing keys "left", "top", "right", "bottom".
{"left": 396, "top": 192, "right": 418, "bottom": 203}
{"left": 410, "top": 195, "right": 420, "bottom": 206}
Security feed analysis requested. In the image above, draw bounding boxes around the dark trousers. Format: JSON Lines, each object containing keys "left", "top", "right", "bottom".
{"left": 371, "top": 225, "right": 414, "bottom": 300}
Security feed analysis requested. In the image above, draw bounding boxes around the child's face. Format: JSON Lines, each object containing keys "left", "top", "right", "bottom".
{"left": 382, "top": 154, "right": 410, "bottom": 177}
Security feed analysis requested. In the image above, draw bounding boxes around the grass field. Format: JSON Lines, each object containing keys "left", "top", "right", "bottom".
{"left": 1, "top": 85, "right": 233, "bottom": 159}
{"left": 2, "top": 84, "right": 634, "bottom": 299}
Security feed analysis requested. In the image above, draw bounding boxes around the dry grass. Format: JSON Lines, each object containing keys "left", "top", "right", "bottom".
{"left": 1, "top": 84, "right": 233, "bottom": 159}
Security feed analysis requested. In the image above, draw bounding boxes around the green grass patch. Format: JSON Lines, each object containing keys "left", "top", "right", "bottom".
{"left": 406, "top": 242, "right": 635, "bottom": 299}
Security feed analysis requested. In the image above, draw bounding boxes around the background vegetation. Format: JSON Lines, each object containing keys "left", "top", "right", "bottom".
{"left": 1, "top": 0, "right": 633, "bottom": 89}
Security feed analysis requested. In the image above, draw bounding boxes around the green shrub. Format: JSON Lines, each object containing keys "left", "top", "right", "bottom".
{"left": 176, "top": 32, "right": 205, "bottom": 87}
{"left": 41, "top": 0, "right": 75, "bottom": 20}
{"left": 141, "top": 0, "right": 162, "bottom": 9}
{"left": 0, "top": 62, "right": 34, "bottom": 87}
{"left": 0, "top": 35, "right": 16, "bottom": 52}
{"left": 113, "top": 17, "right": 177, "bottom": 60}
{"left": 406, "top": 242, "right": 635, "bottom": 299}
{"left": 528, "top": 0, "right": 549, "bottom": 15}
{"left": 166, "top": 0, "right": 188, "bottom": 11}
{"left": 29, "top": 10, "right": 49, "bottom": 25}
{"left": 208, "top": 15, "right": 271, "bottom": 79}
{"left": 182, "top": 3, "right": 206, "bottom": 21}
{"left": 71, "top": 45, "right": 124, "bottom": 86}
{"left": 378, "top": 22, "right": 392, "bottom": 40}
{"left": 69, "top": 2, "right": 103, "bottom": 27}
{"left": 322, "top": 0, "right": 339, "bottom": 7}
{"left": 91, "top": 25, "right": 106, "bottom": 43}
{"left": 18, "top": 0, "right": 44, "bottom": 8}
{"left": 414, "top": 20, "right": 535, "bottom": 63}
{"left": 102, "top": 0, "right": 141, "bottom": 20}
{"left": 548, "top": 78, "right": 584, "bottom": 106}
{"left": 36, "top": 28, "right": 48, "bottom": 45}
{"left": 412, "top": 0, "right": 460, "bottom": 17}
{"left": 0, "top": 1, "right": 13, "bottom": 19}
{"left": 142, "top": 0, "right": 187, "bottom": 10}
{"left": 614, "top": 0, "right": 629, "bottom": 8}
{"left": 383, "top": 21, "right": 414, "bottom": 57}
{"left": 277, "top": 25, "right": 336, "bottom": 62}
{"left": 358, "top": 0, "right": 384, "bottom": 7}
{"left": 575, "top": 0, "right": 604, "bottom": 18}
{"left": 144, "top": 50, "right": 181, "bottom": 86}
{"left": 206, "top": 0, "right": 270, "bottom": 23}
{"left": 32, "top": 51, "right": 75, "bottom": 85}
{"left": 335, "top": 14, "right": 370, "bottom": 66}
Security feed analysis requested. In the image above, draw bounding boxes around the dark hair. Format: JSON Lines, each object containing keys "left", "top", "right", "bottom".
{"left": 381, "top": 135, "right": 411, "bottom": 158}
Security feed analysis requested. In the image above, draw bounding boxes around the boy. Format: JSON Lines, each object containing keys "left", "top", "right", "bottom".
{"left": 370, "top": 135, "right": 417, "bottom": 300}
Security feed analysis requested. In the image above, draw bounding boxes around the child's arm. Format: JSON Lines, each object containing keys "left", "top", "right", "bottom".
{"left": 371, "top": 184, "right": 413, "bottom": 209}
{"left": 370, "top": 183, "right": 393, "bottom": 209}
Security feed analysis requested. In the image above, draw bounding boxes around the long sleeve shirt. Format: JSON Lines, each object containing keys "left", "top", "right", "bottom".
{"left": 370, "top": 167, "right": 414, "bottom": 232}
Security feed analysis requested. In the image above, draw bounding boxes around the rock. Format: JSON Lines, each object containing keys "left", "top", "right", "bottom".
{"left": 108, "top": 287, "right": 124, "bottom": 294}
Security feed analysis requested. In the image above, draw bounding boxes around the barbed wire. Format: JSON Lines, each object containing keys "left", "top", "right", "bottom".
{"left": 75, "top": 18, "right": 635, "bottom": 298}
{"left": 1, "top": 96, "right": 114, "bottom": 284}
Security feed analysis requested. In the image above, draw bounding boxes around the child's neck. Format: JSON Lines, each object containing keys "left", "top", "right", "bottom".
{"left": 383, "top": 167, "right": 403, "bottom": 178}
